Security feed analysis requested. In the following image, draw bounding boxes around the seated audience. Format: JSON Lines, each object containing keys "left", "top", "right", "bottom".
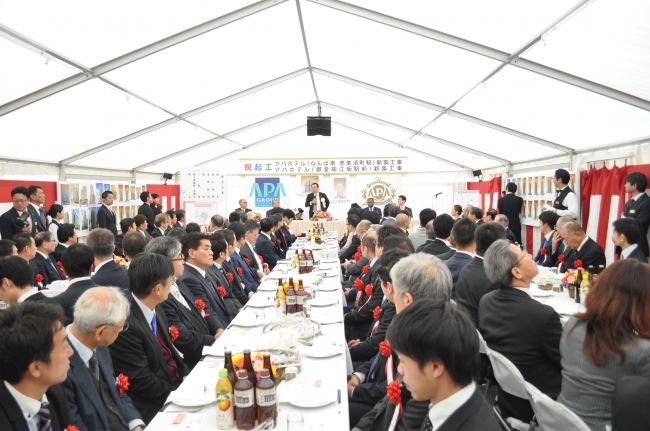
{"left": 227, "top": 222, "right": 261, "bottom": 292}
{"left": 467, "top": 206, "right": 484, "bottom": 225}
{"left": 0, "top": 256, "right": 58, "bottom": 304}
{"left": 164, "top": 210, "right": 176, "bottom": 235}
{"left": 374, "top": 225, "right": 405, "bottom": 257}
{"left": 480, "top": 239, "right": 562, "bottom": 423}
{"left": 151, "top": 213, "right": 170, "bottom": 239}
{"left": 54, "top": 244, "right": 98, "bottom": 321}
{"left": 549, "top": 215, "right": 574, "bottom": 269}
{"left": 185, "top": 222, "right": 201, "bottom": 234}
{"left": 559, "top": 221, "right": 607, "bottom": 269}
{"left": 339, "top": 215, "right": 361, "bottom": 262}
{"left": 0, "top": 302, "right": 73, "bottom": 431}
{"left": 342, "top": 221, "right": 371, "bottom": 289}
{"left": 410, "top": 209, "right": 436, "bottom": 252}
{"left": 109, "top": 253, "right": 189, "bottom": 423}
{"left": 483, "top": 207, "right": 497, "bottom": 223}
{"left": 53, "top": 223, "right": 77, "bottom": 263}
{"left": 534, "top": 211, "right": 559, "bottom": 266}
{"left": 386, "top": 299, "right": 500, "bottom": 431}
{"left": 115, "top": 217, "right": 135, "bottom": 257}
{"left": 455, "top": 222, "right": 506, "bottom": 327}
{"left": 88, "top": 228, "right": 130, "bottom": 292}
{"left": 265, "top": 199, "right": 280, "bottom": 217}
{"left": 0, "top": 239, "right": 17, "bottom": 257}
{"left": 558, "top": 259, "right": 650, "bottom": 431}
{"left": 220, "top": 229, "right": 252, "bottom": 305}
{"left": 381, "top": 204, "right": 398, "bottom": 226}
{"left": 133, "top": 214, "right": 149, "bottom": 238}
{"left": 63, "top": 287, "right": 144, "bottom": 431}
{"left": 29, "top": 231, "right": 65, "bottom": 287}
{"left": 208, "top": 215, "right": 225, "bottom": 233}
{"left": 443, "top": 218, "right": 476, "bottom": 298}
{"left": 147, "top": 237, "right": 222, "bottom": 370}
{"left": 207, "top": 235, "right": 243, "bottom": 320}
{"left": 612, "top": 218, "right": 647, "bottom": 262}
{"left": 228, "top": 211, "right": 241, "bottom": 225}
{"left": 174, "top": 209, "right": 185, "bottom": 229}
{"left": 495, "top": 214, "right": 517, "bottom": 243}
{"left": 395, "top": 213, "right": 410, "bottom": 235}
{"left": 14, "top": 233, "right": 37, "bottom": 262}
{"left": 167, "top": 227, "right": 187, "bottom": 241}
{"left": 451, "top": 204, "right": 462, "bottom": 222}
{"left": 234, "top": 199, "right": 252, "bottom": 213}
{"left": 420, "top": 214, "right": 453, "bottom": 257}
{"left": 122, "top": 231, "right": 148, "bottom": 262}
{"left": 239, "top": 221, "right": 268, "bottom": 276}
{"left": 254, "top": 218, "right": 281, "bottom": 270}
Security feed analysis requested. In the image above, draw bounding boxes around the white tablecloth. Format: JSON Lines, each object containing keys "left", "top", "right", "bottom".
{"left": 148, "top": 233, "right": 348, "bottom": 431}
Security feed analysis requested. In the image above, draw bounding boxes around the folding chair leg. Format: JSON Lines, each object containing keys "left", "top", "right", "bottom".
{"left": 493, "top": 405, "right": 512, "bottom": 431}
{"left": 484, "top": 379, "right": 491, "bottom": 397}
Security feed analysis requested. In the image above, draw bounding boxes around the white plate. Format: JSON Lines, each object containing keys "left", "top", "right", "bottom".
{"left": 308, "top": 298, "right": 337, "bottom": 307}
{"left": 170, "top": 398, "right": 212, "bottom": 407}
{"left": 257, "top": 282, "right": 280, "bottom": 291}
{"left": 301, "top": 348, "right": 341, "bottom": 358}
{"left": 286, "top": 395, "right": 335, "bottom": 408}
{"left": 532, "top": 290, "right": 554, "bottom": 297}
{"left": 310, "top": 315, "right": 343, "bottom": 325}
{"left": 313, "top": 283, "right": 340, "bottom": 291}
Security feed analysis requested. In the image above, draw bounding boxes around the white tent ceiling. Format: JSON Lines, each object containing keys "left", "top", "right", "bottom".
{"left": 1, "top": 0, "right": 649, "bottom": 174}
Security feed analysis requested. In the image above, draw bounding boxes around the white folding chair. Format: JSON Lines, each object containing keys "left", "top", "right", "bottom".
{"left": 486, "top": 347, "right": 529, "bottom": 400}
{"left": 477, "top": 329, "right": 488, "bottom": 354}
{"left": 524, "top": 382, "right": 591, "bottom": 431}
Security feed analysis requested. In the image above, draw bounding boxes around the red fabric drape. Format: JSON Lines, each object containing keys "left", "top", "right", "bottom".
{"left": 146, "top": 184, "right": 180, "bottom": 211}
{"left": 0, "top": 180, "right": 58, "bottom": 205}
{"left": 467, "top": 176, "right": 502, "bottom": 210}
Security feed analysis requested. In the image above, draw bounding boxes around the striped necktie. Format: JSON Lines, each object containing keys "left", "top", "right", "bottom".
{"left": 38, "top": 401, "right": 51, "bottom": 431}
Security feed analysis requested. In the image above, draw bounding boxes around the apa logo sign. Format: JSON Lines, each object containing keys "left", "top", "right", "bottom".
{"left": 249, "top": 177, "right": 286, "bottom": 207}
{"left": 360, "top": 178, "right": 397, "bottom": 206}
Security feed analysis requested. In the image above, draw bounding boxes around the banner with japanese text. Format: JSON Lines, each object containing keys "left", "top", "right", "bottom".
{"left": 239, "top": 157, "right": 407, "bottom": 175}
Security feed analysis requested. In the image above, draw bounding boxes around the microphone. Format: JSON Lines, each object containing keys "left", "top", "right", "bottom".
{"left": 434, "top": 192, "right": 442, "bottom": 197}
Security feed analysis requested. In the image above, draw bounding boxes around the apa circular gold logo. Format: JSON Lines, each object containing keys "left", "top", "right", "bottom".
{"left": 361, "top": 178, "right": 397, "bottom": 206}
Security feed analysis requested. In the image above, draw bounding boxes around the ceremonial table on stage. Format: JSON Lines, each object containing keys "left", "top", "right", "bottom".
{"left": 148, "top": 233, "right": 351, "bottom": 431}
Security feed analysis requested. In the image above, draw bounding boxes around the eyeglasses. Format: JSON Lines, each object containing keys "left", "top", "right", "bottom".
{"left": 171, "top": 255, "right": 184, "bottom": 262}
{"left": 96, "top": 321, "right": 129, "bottom": 331}
{"left": 12, "top": 199, "right": 28, "bottom": 203}
{"left": 512, "top": 250, "right": 530, "bottom": 269}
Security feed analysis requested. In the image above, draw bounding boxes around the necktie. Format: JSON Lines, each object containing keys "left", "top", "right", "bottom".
{"left": 38, "top": 401, "right": 51, "bottom": 431}
{"left": 172, "top": 286, "right": 191, "bottom": 310}
{"left": 625, "top": 199, "right": 634, "bottom": 209}
{"left": 39, "top": 207, "right": 47, "bottom": 227}
{"left": 47, "top": 256, "right": 60, "bottom": 275}
{"left": 366, "top": 352, "right": 381, "bottom": 383}
{"left": 88, "top": 351, "right": 100, "bottom": 384}
{"left": 151, "top": 312, "right": 158, "bottom": 335}
{"left": 423, "top": 416, "right": 434, "bottom": 431}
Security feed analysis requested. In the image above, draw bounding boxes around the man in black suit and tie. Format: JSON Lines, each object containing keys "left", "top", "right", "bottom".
{"left": 178, "top": 233, "right": 231, "bottom": 331}
{"left": 443, "top": 218, "right": 476, "bottom": 299}
{"left": 480, "top": 240, "right": 562, "bottom": 423}
{"left": 385, "top": 299, "right": 501, "bottom": 431}
{"left": 0, "top": 302, "right": 74, "bottom": 431}
{"left": 29, "top": 231, "right": 65, "bottom": 288}
{"left": 622, "top": 172, "right": 650, "bottom": 257}
{"left": 612, "top": 218, "right": 648, "bottom": 263}
{"left": 396, "top": 213, "right": 411, "bottom": 236}
{"left": 55, "top": 244, "right": 99, "bottom": 321}
{"left": 305, "top": 182, "right": 330, "bottom": 219}
{"left": 495, "top": 214, "right": 517, "bottom": 243}
{"left": 497, "top": 182, "right": 524, "bottom": 244}
{"left": 467, "top": 206, "right": 484, "bottom": 225}
{"left": 174, "top": 209, "right": 186, "bottom": 229}
{"left": 239, "top": 220, "right": 270, "bottom": 278}
{"left": 363, "top": 198, "right": 382, "bottom": 217}
{"left": 381, "top": 204, "right": 398, "bottom": 226}
{"left": 109, "top": 253, "right": 189, "bottom": 424}
{"left": 137, "top": 191, "right": 155, "bottom": 234}
{"left": 52, "top": 223, "right": 77, "bottom": 263}
{"left": 0, "top": 256, "right": 58, "bottom": 304}
{"left": 0, "top": 186, "right": 34, "bottom": 239}
{"left": 559, "top": 222, "right": 607, "bottom": 270}
{"left": 150, "top": 213, "right": 170, "bottom": 238}
{"left": 255, "top": 218, "right": 282, "bottom": 271}
{"left": 28, "top": 185, "right": 49, "bottom": 237}
{"left": 396, "top": 195, "right": 412, "bottom": 216}
{"left": 63, "top": 287, "right": 144, "bottom": 431}
{"left": 98, "top": 190, "right": 118, "bottom": 238}
{"left": 234, "top": 198, "right": 253, "bottom": 213}
{"left": 265, "top": 199, "right": 280, "bottom": 217}
{"left": 220, "top": 229, "right": 253, "bottom": 305}
{"left": 207, "top": 235, "right": 243, "bottom": 320}
{"left": 147, "top": 237, "right": 223, "bottom": 370}
{"left": 88, "top": 228, "right": 131, "bottom": 292}
{"left": 534, "top": 211, "right": 559, "bottom": 266}
{"left": 420, "top": 214, "right": 454, "bottom": 256}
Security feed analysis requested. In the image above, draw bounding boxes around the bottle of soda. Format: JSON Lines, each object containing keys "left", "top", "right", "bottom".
{"left": 234, "top": 370, "right": 255, "bottom": 430}
{"left": 256, "top": 369, "right": 277, "bottom": 427}
{"left": 275, "top": 284, "right": 286, "bottom": 317}
{"left": 286, "top": 286, "right": 296, "bottom": 314}
{"left": 216, "top": 368, "right": 234, "bottom": 429}
{"left": 296, "top": 285, "right": 305, "bottom": 314}
{"left": 224, "top": 350, "right": 237, "bottom": 388}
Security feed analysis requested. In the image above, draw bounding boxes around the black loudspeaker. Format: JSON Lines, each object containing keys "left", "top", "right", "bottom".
{"left": 307, "top": 116, "right": 331, "bottom": 136}
{"left": 163, "top": 173, "right": 174, "bottom": 180}
{"left": 472, "top": 169, "right": 482, "bottom": 177}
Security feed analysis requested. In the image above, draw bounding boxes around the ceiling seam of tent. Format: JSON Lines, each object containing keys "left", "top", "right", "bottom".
{"left": 294, "top": 0, "right": 320, "bottom": 107}
{"left": 305, "top": 0, "right": 650, "bottom": 112}
{"left": 0, "top": 0, "right": 289, "bottom": 117}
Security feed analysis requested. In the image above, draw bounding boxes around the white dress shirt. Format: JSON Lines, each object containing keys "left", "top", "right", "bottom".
{"left": 427, "top": 382, "right": 475, "bottom": 430}
{"left": 315, "top": 192, "right": 321, "bottom": 211}
{"left": 246, "top": 240, "right": 263, "bottom": 269}
{"left": 17, "top": 288, "right": 39, "bottom": 303}
{"left": 185, "top": 263, "right": 206, "bottom": 278}
{"left": 132, "top": 294, "right": 155, "bottom": 332}
{"left": 555, "top": 186, "right": 579, "bottom": 219}
{"left": 513, "top": 287, "right": 534, "bottom": 298}
{"left": 68, "top": 276, "right": 92, "bottom": 287}
{"left": 621, "top": 244, "right": 639, "bottom": 259}
{"left": 170, "top": 283, "right": 191, "bottom": 310}
{"left": 92, "top": 258, "right": 112, "bottom": 275}
{"left": 4, "top": 381, "right": 45, "bottom": 431}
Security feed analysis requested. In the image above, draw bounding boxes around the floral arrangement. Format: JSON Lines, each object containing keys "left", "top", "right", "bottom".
{"left": 310, "top": 211, "right": 333, "bottom": 221}
{"left": 561, "top": 269, "right": 578, "bottom": 290}
{"left": 232, "top": 352, "right": 280, "bottom": 384}
{"left": 114, "top": 256, "right": 129, "bottom": 270}
{"left": 254, "top": 212, "right": 262, "bottom": 222}
{"left": 306, "top": 231, "right": 323, "bottom": 244}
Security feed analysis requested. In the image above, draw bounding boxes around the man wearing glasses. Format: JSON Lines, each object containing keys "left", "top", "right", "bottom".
{"left": 478, "top": 240, "right": 562, "bottom": 425}
{"left": 29, "top": 231, "right": 65, "bottom": 288}
{"left": 0, "top": 186, "right": 33, "bottom": 239}
{"left": 63, "top": 286, "right": 145, "bottom": 431}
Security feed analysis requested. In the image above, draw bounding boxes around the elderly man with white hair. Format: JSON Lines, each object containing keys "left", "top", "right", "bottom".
{"left": 495, "top": 214, "right": 518, "bottom": 244}
{"left": 62, "top": 287, "right": 144, "bottom": 431}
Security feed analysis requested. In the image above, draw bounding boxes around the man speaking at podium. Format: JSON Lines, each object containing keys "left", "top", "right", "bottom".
{"left": 305, "top": 183, "right": 330, "bottom": 220}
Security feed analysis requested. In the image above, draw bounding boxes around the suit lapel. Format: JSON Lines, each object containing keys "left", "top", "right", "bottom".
{"left": 131, "top": 299, "right": 172, "bottom": 381}
{"left": 177, "top": 281, "right": 209, "bottom": 333}
{"left": 0, "top": 381, "right": 30, "bottom": 431}
{"left": 69, "top": 346, "right": 107, "bottom": 426}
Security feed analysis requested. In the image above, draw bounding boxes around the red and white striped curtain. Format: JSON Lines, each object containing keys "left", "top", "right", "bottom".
{"left": 466, "top": 176, "right": 502, "bottom": 211}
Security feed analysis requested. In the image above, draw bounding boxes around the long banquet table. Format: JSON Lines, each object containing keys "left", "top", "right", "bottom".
{"left": 148, "top": 234, "right": 350, "bottom": 431}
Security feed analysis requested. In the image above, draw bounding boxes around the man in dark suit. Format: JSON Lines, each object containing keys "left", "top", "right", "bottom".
{"left": 115, "top": 218, "right": 136, "bottom": 257}
{"left": 207, "top": 235, "right": 243, "bottom": 320}
{"left": 410, "top": 209, "right": 436, "bottom": 252}
{"left": 363, "top": 198, "right": 382, "bottom": 217}
{"left": 396, "top": 195, "right": 412, "bottom": 216}
{"left": 234, "top": 199, "right": 253, "bottom": 213}
{"left": 420, "top": 214, "right": 454, "bottom": 256}
{"left": 0, "top": 186, "right": 34, "bottom": 239}
{"left": 559, "top": 222, "right": 607, "bottom": 269}
{"left": 305, "top": 182, "right": 330, "bottom": 219}
{"left": 255, "top": 217, "right": 281, "bottom": 271}
{"left": 612, "top": 218, "right": 648, "bottom": 263}
{"left": 498, "top": 182, "right": 524, "bottom": 244}
{"left": 54, "top": 244, "right": 99, "bottom": 321}
{"left": 548, "top": 215, "right": 574, "bottom": 270}
{"left": 340, "top": 215, "right": 362, "bottom": 264}
{"left": 29, "top": 231, "right": 65, "bottom": 288}
{"left": 150, "top": 213, "right": 170, "bottom": 239}
{"left": 63, "top": 287, "right": 144, "bottom": 431}
{"left": 174, "top": 209, "right": 186, "bottom": 229}
{"left": 97, "top": 190, "right": 118, "bottom": 238}
{"left": 239, "top": 220, "right": 270, "bottom": 279}
{"left": 220, "top": 229, "right": 252, "bottom": 305}
{"left": 495, "top": 214, "right": 517, "bottom": 243}
{"left": 264, "top": 199, "right": 280, "bottom": 217}
{"left": 52, "top": 223, "right": 77, "bottom": 263}
{"left": 396, "top": 213, "right": 411, "bottom": 236}
{"left": 228, "top": 222, "right": 261, "bottom": 292}
{"left": 467, "top": 206, "right": 484, "bottom": 225}
{"left": 612, "top": 376, "right": 650, "bottom": 431}
{"left": 0, "top": 302, "right": 74, "bottom": 431}
{"left": 147, "top": 237, "right": 222, "bottom": 370}
{"left": 443, "top": 218, "right": 476, "bottom": 299}
{"left": 622, "top": 172, "right": 650, "bottom": 257}
{"left": 109, "top": 253, "right": 189, "bottom": 424}
{"left": 384, "top": 299, "right": 501, "bottom": 431}
{"left": 480, "top": 240, "right": 562, "bottom": 423}
{"left": 455, "top": 223, "right": 506, "bottom": 327}
{"left": 137, "top": 191, "right": 155, "bottom": 234}
{"left": 0, "top": 256, "right": 58, "bottom": 304}
{"left": 534, "top": 211, "right": 559, "bottom": 266}
{"left": 381, "top": 204, "right": 398, "bottom": 226}
{"left": 27, "top": 185, "right": 49, "bottom": 237}
{"left": 88, "top": 228, "right": 130, "bottom": 292}
{"left": 178, "top": 233, "right": 231, "bottom": 331}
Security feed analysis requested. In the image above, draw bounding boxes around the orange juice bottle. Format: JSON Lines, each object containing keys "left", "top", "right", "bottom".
{"left": 216, "top": 368, "right": 234, "bottom": 429}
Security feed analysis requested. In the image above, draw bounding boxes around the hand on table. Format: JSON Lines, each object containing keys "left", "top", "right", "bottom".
{"left": 263, "top": 266, "right": 270, "bottom": 275}
{"left": 214, "top": 328, "right": 225, "bottom": 340}
{"left": 348, "top": 339, "right": 361, "bottom": 348}
{"left": 348, "top": 375, "right": 361, "bottom": 398}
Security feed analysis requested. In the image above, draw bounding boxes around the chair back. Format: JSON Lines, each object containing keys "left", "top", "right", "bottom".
{"left": 525, "top": 382, "right": 591, "bottom": 431}
{"left": 476, "top": 329, "right": 488, "bottom": 354}
{"left": 485, "top": 347, "right": 528, "bottom": 399}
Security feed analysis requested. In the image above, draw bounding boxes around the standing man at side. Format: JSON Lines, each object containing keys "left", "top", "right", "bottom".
{"left": 98, "top": 190, "right": 118, "bottom": 238}
{"left": 621, "top": 172, "right": 650, "bottom": 258}
{"left": 545, "top": 168, "right": 578, "bottom": 220}
{"left": 396, "top": 195, "right": 412, "bottom": 215}
{"left": 28, "top": 185, "right": 49, "bottom": 236}
{"left": 0, "top": 186, "right": 33, "bottom": 239}
{"left": 497, "top": 182, "right": 524, "bottom": 244}
{"left": 305, "top": 183, "right": 330, "bottom": 220}
{"left": 137, "top": 192, "right": 155, "bottom": 234}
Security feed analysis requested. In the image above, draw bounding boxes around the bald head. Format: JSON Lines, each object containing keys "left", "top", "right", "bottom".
{"left": 396, "top": 213, "right": 409, "bottom": 229}
{"left": 356, "top": 220, "right": 371, "bottom": 239}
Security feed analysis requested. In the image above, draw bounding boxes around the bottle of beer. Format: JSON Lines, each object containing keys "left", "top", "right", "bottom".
{"left": 305, "top": 250, "right": 313, "bottom": 273}
{"left": 224, "top": 350, "right": 237, "bottom": 388}
{"left": 574, "top": 268, "right": 581, "bottom": 304}
{"left": 242, "top": 350, "right": 258, "bottom": 400}
{"left": 296, "top": 284, "right": 305, "bottom": 313}
{"left": 256, "top": 369, "right": 277, "bottom": 427}
{"left": 263, "top": 353, "right": 274, "bottom": 384}
{"left": 286, "top": 286, "right": 296, "bottom": 314}
{"left": 587, "top": 265, "right": 594, "bottom": 285}
{"left": 234, "top": 370, "right": 255, "bottom": 430}
{"left": 299, "top": 249, "right": 307, "bottom": 274}
{"left": 216, "top": 368, "right": 234, "bottom": 429}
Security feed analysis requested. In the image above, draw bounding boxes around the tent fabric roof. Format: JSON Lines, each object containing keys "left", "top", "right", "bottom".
{"left": 1, "top": 0, "right": 649, "bottom": 174}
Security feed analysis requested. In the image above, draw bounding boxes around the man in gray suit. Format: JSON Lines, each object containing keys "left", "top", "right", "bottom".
{"left": 63, "top": 287, "right": 144, "bottom": 431}
{"left": 381, "top": 204, "right": 398, "bottom": 226}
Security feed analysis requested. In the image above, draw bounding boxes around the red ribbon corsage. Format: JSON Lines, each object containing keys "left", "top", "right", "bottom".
{"left": 353, "top": 278, "right": 364, "bottom": 290}
{"left": 574, "top": 259, "right": 583, "bottom": 269}
{"left": 380, "top": 340, "right": 392, "bottom": 358}
{"left": 365, "top": 284, "right": 373, "bottom": 297}
{"left": 540, "top": 248, "right": 547, "bottom": 256}
{"left": 218, "top": 286, "right": 227, "bottom": 297}
{"left": 35, "top": 274, "right": 44, "bottom": 283}
{"left": 194, "top": 298, "right": 205, "bottom": 311}
{"left": 116, "top": 373, "right": 129, "bottom": 395}
{"left": 353, "top": 251, "right": 361, "bottom": 261}
{"left": 237, "top": 267, "right": 243, "bottom": 276}
{"left": 373, "top": 306, "right": 381, "bottom": 321}
{"left": 362, "top": 265, "right": 369, "bottom": 274}
{"left": 258, "top": 255, "right": 264, "bottom": 263}
{"left": 149, "top": 236, "right": 154, "bottom": 240}
{"left": 244, "top": 257, "right": 251, "bottom": 265}
{"left": 558, "top": 254, "right": 565, "bottom": 263}
{"left": 169, "top": 325, "right": 179, "bottom": 342}
{"left": 57, "top": 261, "right": 67, "bottom": 277}
{"left": 226, "top": 272, "right": 234, "bottom": 282}
{"left": 66, "top": 426, "right": 80, "bottom": 431}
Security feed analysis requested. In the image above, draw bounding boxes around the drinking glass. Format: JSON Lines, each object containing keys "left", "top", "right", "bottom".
{"left": 203, "top": 381, "right": 217, "bottom": 404}
{"left": 285, "top": 366, "right": 299, "bottom": 390}
{"left": 287, "top": 413, "right": 304, "bottom": 431}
